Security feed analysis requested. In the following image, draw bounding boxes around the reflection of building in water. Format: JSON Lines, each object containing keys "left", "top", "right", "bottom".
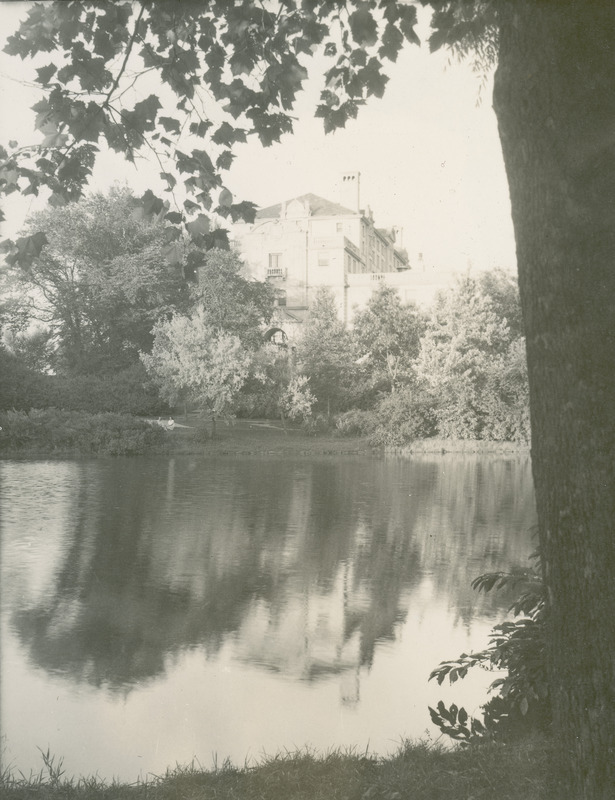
{"left": 340, "top": 664, "right": 361, "bottom": 707}
{"left": 234, "top": 561, "right": 369, "bottom": 700}
{"left": 3, "top": 456, "right": 536, "bottom": 699}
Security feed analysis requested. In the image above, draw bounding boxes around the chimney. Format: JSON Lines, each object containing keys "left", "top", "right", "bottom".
{"left": 339, "top": 171, "right": 361, "bottom": 213}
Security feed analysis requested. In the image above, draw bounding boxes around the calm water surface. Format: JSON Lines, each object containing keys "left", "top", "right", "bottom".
{"left": 0, "top": 453, "right": 536, "bottom": 781}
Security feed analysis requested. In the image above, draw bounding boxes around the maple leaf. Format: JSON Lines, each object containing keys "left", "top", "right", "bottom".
{"left": 349, "top": 7, "right": 378, "bottom": 47}
{"left": 35, "top": 64, "right": 58, "bottom": 85}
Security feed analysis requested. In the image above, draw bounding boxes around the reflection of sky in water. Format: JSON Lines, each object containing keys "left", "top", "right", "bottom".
{"left": 0, "top": 455, "right": 536, "bottom": 782}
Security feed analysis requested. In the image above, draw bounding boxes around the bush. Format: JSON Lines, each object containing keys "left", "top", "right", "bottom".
{"left": 334, "top": 409, "right": 378, "bottom": 437}
{"left": 301, "top": 413, "right": 332, "bottom": 435}
{"left": 234, "top": 389, "right": 281, "bottom": 419}
{"left": 369, "top": 386, "right": 439, "bottom": 446}
{"left": 429, "top": 556, "right": 549, "bottom": 744}
{"left": 0, "top": 349, "right": 50, "bottom": 411}
{"left": 0, "top": 351, "right": 168, "bottom": 417}
{"left": 49, "top": 365, "right": 169, "bottom": 415}
{"left": 0, "top": 409, "right": 168, "bottom": 455}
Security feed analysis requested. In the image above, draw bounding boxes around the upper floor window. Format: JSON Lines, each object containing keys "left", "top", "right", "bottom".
{"left": 318, "top": 253, "right": 329, "bottom": 267}
{"left": 267, "top": 253, "right": 284, "bottom": 278}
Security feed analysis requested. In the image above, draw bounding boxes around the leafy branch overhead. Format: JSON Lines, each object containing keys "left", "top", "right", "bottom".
{"left": 0, "top": 0, "right": 421, "bottom": 267}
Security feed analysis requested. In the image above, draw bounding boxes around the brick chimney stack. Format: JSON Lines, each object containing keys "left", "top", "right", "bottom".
{"left": 340, "top": 171, "right": 361, "bottom": 213}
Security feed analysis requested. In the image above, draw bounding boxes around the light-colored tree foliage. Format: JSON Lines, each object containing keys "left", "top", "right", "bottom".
{"left": 279, "top": 375, "right": 316, "bottom": 423}
{"left": 415, "top": 273, "right": 528, "bottom": 441}
{"left": 141, "top": 307, "right": 250, "bottom": 433}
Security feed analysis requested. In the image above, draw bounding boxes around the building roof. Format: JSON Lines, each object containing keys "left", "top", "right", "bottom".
{"left": 256, "top": 193, "right": 358, "bottom": 220}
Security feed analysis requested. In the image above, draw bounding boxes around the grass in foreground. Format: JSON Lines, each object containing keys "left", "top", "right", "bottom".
{"left": 1, "top": 737, "right": 563, "bottom": 800}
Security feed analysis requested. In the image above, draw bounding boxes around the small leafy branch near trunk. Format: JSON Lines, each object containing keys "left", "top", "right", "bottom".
{"left": 429, "top": 554, "right": 549, "bottom": 744}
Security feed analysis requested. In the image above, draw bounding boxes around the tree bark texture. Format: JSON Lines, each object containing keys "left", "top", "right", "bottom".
{"left": 493, "top": 4, "right": 615, "bottom": 797}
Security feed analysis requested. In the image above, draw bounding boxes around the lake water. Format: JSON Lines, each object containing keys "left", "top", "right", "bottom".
{"left": 0, "top": 453, "right": 536, "bottom": 782}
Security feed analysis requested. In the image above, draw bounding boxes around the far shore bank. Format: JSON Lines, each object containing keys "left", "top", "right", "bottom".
{"left": 0, "top": 414, "right": 531, "bottom": 459}
{"left": 161, "top": 418, "right": 530, "bottom": 457}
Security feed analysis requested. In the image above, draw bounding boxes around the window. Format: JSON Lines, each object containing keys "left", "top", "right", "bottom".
{"left": 267, "top": 253, "right": 284, "bottom": 278}
{"left": 336, "top": 222, "right": 343, "bottom": 233}
{"left": 318, "top": 253, "right": 329, "bottom": 267}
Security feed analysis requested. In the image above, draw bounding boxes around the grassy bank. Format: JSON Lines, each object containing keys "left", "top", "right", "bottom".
{"left": 163, "top": 420, "right": 529, "bottom": 458}
{"left": 0, "top": 410, "right": 529, "bottom": 459}
{"left": 388, "top": 437, "right": 530, "bottom": 455}
{"left": 1, "top": 737, "right": 561, "bottom": 800}
{"left": 164, "top": 417, "right": 377, "bottom": 456}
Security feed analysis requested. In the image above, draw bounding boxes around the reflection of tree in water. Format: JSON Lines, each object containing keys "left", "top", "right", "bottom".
{"left": 13, "top": 461, "right": 286, "bottom": 690}
{"left": 9, "top": 455, "right": 536, "bottom": 692}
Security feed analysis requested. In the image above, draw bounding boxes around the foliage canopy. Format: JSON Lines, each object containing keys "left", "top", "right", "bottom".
{"left": 1, "top": 0, "right": 422, "bottom": 266}
{"left": 5, "top": 186, "right": 191, "bottom": 373}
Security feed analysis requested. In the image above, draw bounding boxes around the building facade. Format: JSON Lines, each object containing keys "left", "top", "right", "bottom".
{"left": 234, "top": 172, "right": 413, "bottom": 335}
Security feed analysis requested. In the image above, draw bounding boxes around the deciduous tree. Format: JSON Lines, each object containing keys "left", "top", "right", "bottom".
{"left": 416, "top": 273, "right": 526, "bottom": 440}
{"left": 9, "top": 186, "right": 191, "bottom": 373}
{"left": 352, "top": 283, "right": 425, "bottom": 394}
{"left": 294, "top": 287, "right": 357, "bottom": 417}
{"left": 141, "top": 307, "right": 250, "bottom": 434}
{"left": 191, "top": 247, "right": 275, "bottom": 350}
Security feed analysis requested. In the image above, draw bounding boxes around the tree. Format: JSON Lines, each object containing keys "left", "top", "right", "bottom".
{"left": 490, "top": 6, "right": 615, "bottom": 796}
{"left": 8, "top": 186, "right": 191, "bottom": 373}
{"left": 415, "top": 273, "right": 527, "bottom": 440}
{"left": 141, "top": 307, "right": 250, "bottom": 435}
{"left": 191, "top": 248, "right": 275, "bottom": 350}
{"left": 2, "top": 326, "right": 54, "bottom": 373}
{"left": 352, "top": 283, "right": 425, "bottom": 394}
{"left": 478, "top": 266, "right": 524, "bottom": 340}
{"left": 3, "top": 1, "right": 615, "bottom": 794}
{"left": 294, "top": 287, "right": 357, "bottom": 417}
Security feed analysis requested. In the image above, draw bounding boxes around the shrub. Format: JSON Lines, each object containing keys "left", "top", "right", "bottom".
{"left": 369, "top": 386, "right": 439, "bottom": 446}
{"left": 301, "top": 413, "right": 332, "bottom": 435}
{"left": 334, "top": 409, "right": 378, "bottom": 437}
{"left": 234, "top": 388, "right": 281, "bottom": 419}
{"left": 0, "top": 349, "right": 50, "bottom": 411}
{"left": 0, "top": 350, "right": 168, "bottom": 416}
{"left": 279, "top": 375, "right": 316, "bottom": 422}
{"left": 0, "top": 409, "right": 167, "bottom": 455}
{"left": 429, "top": 555, "right": 549, "bottom": 744}
{"left": 50, "top": 365, "right": 169, "bottom": 415}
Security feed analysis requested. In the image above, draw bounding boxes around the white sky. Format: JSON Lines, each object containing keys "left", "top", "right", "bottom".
{"left": 0, "top": 1, "right": 517, "bottom": 279}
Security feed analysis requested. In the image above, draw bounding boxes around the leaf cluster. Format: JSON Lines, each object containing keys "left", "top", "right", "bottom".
{"left": 1, "top": 1, "right": 422, "bottom": 267}
{"left": 428, "top": 555, "right": 550, "bottom": 745}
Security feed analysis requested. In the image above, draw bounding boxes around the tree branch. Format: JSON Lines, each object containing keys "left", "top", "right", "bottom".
{"left": 101, "top": 1, "right": 148, "bottom": 111}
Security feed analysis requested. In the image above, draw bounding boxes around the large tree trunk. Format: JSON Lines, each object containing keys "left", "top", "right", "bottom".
{"left": 493, "top": 4, "right": 615, "bottom": 797}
